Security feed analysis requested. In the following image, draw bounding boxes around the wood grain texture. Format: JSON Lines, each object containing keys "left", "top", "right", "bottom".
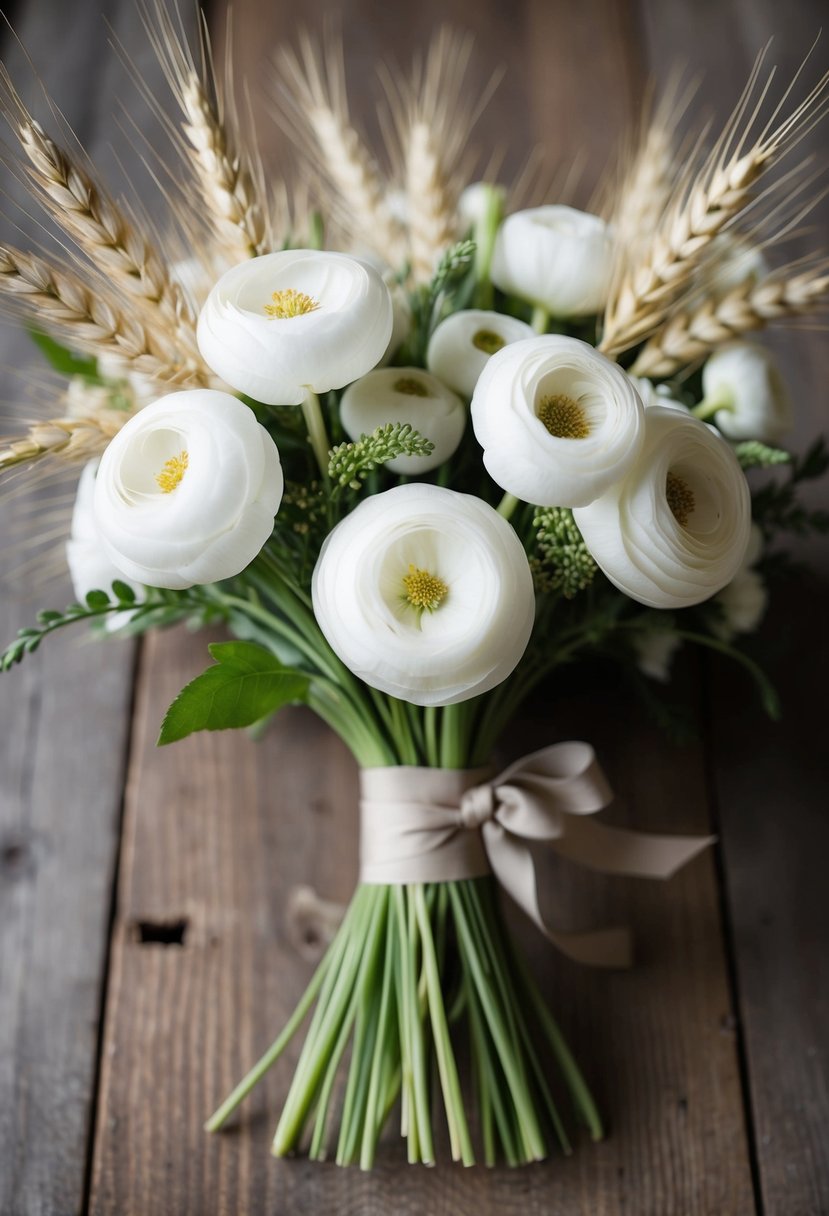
{"left": 87, "top": 1, "right": 757, "bottom": 1212}
{"left": 638, "top": 4, "right": 829, "bottom": 1213}
{"left": 90, "top": 628, "right": 754, "bottom": 1216}
{"left": 0, "top": 3, "right": 197, "bottom": 1213}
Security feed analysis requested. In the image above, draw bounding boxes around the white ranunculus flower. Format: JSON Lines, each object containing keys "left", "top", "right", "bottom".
{"left": 197, "top": 250, "right": 393, "bottom": 405}
{"left": 67, "top": 460, "right": 141, "bottom": 629}
{"left": 312, "top": 483, "right": 535, "bottom": 706}
{"left": 627, "top": 374, "right": 689, "bottom": 414}
{"left": 471, "top": 335, "right": 645, "bottom": 508}
{"left": 712, "top": 567, "right": 768, "bottom": 640}
{"left": 426, "top": 309, "right": 535, "bottom": 399}
{"left": 634, "top": 629, "right": 681, "bottom": 683}
{"left": 712, "top": 522, "right": 767, "bottom": 640}
{"left": 340, "top": 368, "right": 466, "bottom": 474}
{"left": 93, "top": 389, "right": 283, "bottom": 590}
{"left": 700, "top": 341, "right": 792, "bottom": 443}
{"left": 574, "top": 405, "right": 752, "bottom": 609}
{"left": 490, "top": 205, "right": 613, "bottom": 317}
{"left": 458, "top": 181, "right": 506, "bottom": 229}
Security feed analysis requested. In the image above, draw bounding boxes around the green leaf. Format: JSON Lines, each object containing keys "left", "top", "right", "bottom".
{"left": 157, "top": 641, "right": 310, "bottom": 745}
{"left": 85, "top": 589, "right": 111, "bottom": 609}
{"left": 111, "top": 579, "right": 137, "bottom": 604}
{"left": 29, "top": 329, "right": 98, "bottom": 379}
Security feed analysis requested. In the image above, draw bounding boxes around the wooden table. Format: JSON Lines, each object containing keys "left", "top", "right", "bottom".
{"left": 1, "top": 1, "right": 827, "bottom": 1213}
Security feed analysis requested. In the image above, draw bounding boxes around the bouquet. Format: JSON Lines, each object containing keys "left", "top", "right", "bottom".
{"left": 1, "top": 7, "right": 827, "bottom": 1170}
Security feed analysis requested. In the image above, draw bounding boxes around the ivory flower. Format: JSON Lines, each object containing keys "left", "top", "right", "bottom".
{"left": 471, "top": 335, "right": 645, "bottom": 508}
{"left": 634, "top": 630, "right": 681, "bottom": 683}
{"left": 426, "top": 309, "right": 535, "bottom": 398}
{"left": 574, "top": 405, "right": 752, "bottom": 609}
{"left": 700, "top": 342, "right": 792, "bottom": 443}
{"left": 490, "top": 206, "right": 613, "bottom": 317}
{"left": 197, "top": 250, "right": 393, "bottom": 405}
{"left": 311, "top": 483, "right": 535, "bottom": 706}
{"left": 712, "top": 523, "right": 767, "bottom": 640}
{"left": 713, "top": 567, "right": 768, "bottom": 639}
{"left": 627, "top": 374, "right": 689, "bottom": 414}
{"left": 458, "top": 182, "right": 506, "bottom": 229}
{"left": 93, "top": 389, "right": 283, "bottom": 590}
{"left": 67, "top": 460, "right": 141, "bottom": 628}
{"left": 340, "top": 368, "right": 466, "bottom": 473}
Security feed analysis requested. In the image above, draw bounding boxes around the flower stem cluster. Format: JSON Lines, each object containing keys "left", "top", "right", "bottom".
{"left": 532, "top": 507, "right": 598, "bottom": 598}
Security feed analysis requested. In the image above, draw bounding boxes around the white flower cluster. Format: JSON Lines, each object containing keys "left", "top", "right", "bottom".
{"left": 70, "top": 212, "right": 778, "bottom": 707}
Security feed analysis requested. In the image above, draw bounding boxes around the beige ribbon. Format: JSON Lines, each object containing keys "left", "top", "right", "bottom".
{"left": 359, "top": 741, "right": 713, "bottom": 968}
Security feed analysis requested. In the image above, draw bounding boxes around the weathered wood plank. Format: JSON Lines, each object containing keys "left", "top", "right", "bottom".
{"left": 90, "top": 630, "right": 754, "bottom": 1216}
{"left": 0, "top": 2, "right": 197, "bottom": 1212}
{"left": 89, "top": 2, "right": 755, "bottom": 1212}
{"left": 637, "top": 3, "right": 829, "bottom": 1213}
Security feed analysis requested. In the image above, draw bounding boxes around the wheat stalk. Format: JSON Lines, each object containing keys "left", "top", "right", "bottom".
{"left": 0, "top": 245, "right": 206, "bottom": 385}
{"left": 0, "top": 412, "right": 126, "bottom": 472}
{"left": 179, "top": 72, "right": 269, "bottom": 259}
{"left": 275, "top": 36, "right": 403, "bottom": 264}
{"left": 630, "top": 266, "right": 829, "bottom": 377}
{"left": 601, "top": 50, "right": 829, "bottom": 357}
{"left": 15, "top": 117, "right": 199, "bottom": 355}
{"left": 384, "top": 29, "right": 497, "bottom": 282}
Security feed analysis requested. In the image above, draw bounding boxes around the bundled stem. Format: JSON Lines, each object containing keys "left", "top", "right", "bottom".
{"left": 207, "top": 878, "right": 596, "bottom": 1167}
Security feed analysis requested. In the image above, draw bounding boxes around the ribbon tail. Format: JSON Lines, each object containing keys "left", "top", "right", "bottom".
{"left": 552, "top": 815, "right": 715, "bottom": 879}
{"left": 483, "top": 823, "right": 633, "bottom": 969}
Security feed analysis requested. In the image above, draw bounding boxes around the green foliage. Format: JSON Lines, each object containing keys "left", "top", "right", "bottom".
{"left": 751, "top": 437, "right": 829, "bottom": 536}
{"left": 400, "top": 239, "right": 477, "bottom": 363}
{"left": 157, "top": 640, "right": 309, "bottom": 744}
{"left": 1, "top": 582, "right": 141, "bottom": 670}
{"left": 328, "top": 423, "right": 434, "bottom": 493}
{"left": 29, "top": 329, "right": 98, "bottom": 379}
{"left": 428, "top": 239, "right": 477, "bottom": 303}
{"left": 532, "top": 507, "right": 598, "bottom": 598}
{"left": 0, "top": 583, "right": 227, "bottom": 670}
{"left": 734, "top": 440, "right": 791, "bottom": 469}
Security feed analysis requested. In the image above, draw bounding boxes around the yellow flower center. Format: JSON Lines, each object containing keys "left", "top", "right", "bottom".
{"left": 264, "top": 288, "right": 320, "bottom": 319}
{"left": 394, "top": 376, "right": 431, "bottom": 397}
{"left": 666, "top": 472, "right": 696, "bottom": 527}
{"left": 156, "top": 450, "right": 189, "bottom": 494}
{"left": 536, "top": 393, "right": 591, "bottom": 439}
{"left": 402, "top": 564, "right": 448, "bottom": 612}
{"left": 472, "top": 329, "right": 506, "bottom": 355}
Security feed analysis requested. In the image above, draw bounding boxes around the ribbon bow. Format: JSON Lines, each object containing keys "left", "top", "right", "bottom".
{"left": 359, "top": 742, "right": 713, "bottom": 968}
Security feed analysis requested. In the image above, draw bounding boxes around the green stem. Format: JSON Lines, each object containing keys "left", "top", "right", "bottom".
{"left": 496, "top": 491, "right": 520, "bottom": 521}
{"left": 424, "top": 706, "right": 440, "bottom": 767}
{"left": 413, "top": 885, "right": 475, "bottom": 1165}
{"left": 472, "top": 184, "right": 503, "bottom": 310}
{"left": 531, "top": 305, "right": 550, "bottom": 334}
{"left": 204, "top": 898, "right": 351, "bottom": 1132}
{"left": 692, "top": 390, "right": 734, "bottom": 421}
{"left": 301, "top": 388, "right": 332, "bottom": 482}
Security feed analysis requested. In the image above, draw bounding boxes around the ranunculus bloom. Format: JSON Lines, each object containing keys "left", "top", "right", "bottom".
{"left": 67, "top": 460, "right": 141, "bottom": 628}
{"left": 627, "top": 374, "right": 689, "bottom": 414}
{"left": 701, "top": 341, "right": 792, "bottom": 443}
{"left": 458, "top": 181, "right": 506, "bottom": 229}
{"left": 197, "top": 250, "right": 393, "bottom": 405}
{"left": 93, "top": 389, "right": 283, "bottom": 590}
{"left": 426, "top": 309, "right": 534, "bottom": 398}
{"left": 574, "top": 405, "right": 752, "bottom": 609}
{"left": 311, "top": 483, "right": 535, "bottom": 706}
{"left": 490, "top": 205, "right": 613, "bottom": 317}
{"left": 471, "top": 335, "right": 645, "bottom": 507}
{"left": 340, "top": 368, "right": 466, "bottom": 474}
